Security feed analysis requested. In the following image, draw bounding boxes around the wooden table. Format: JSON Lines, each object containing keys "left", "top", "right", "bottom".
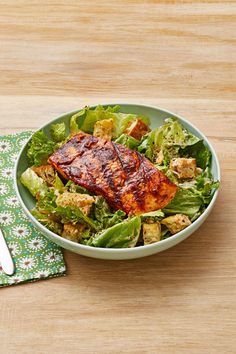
{"left": 1, "top": 2, "right": 236, "bottom": 353}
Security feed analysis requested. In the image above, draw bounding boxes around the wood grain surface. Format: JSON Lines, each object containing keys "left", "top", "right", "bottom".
{"left": 0, "top": 1, "right": 236, "bottom": 354}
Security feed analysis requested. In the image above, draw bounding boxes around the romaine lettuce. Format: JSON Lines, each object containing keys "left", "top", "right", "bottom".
{"left": 163, "top": 188, "right": 203, "bottom": 218}
{"left": 94, "top": 196, "right": 126, "bottom": 228}
{"left": 55, "top": 206, "right": 99, "bottom": 231}
{"left": 36, "top": 188, "right": 99, "bottom": 231}
{"left": 54, "top": 174, "right": 64, "bottom": 191}
{"left": 164, "top": 164, "right": 219, "bottom": 220}
{"left": 93, "top": 196, "right": 110, "bottom": 221}
{"left": 31, "top": 209, "right": 63, "bottom": 235}
{"left": 179, "top": 167, "right": 219, "bottom": 205}
{"left": 20, "top": 168, "right": 48, "bottom": 197}
{"left": 161, "top": 228, "right": 171, "bottom": 240}
{"left": 27, "top": 131, "right": 55, "bottom": 166}
{"left": 195, "top": 168, "right": 219, "bottom": 203}
{"left": 112, "top": 112, "right": 150, "bottom": 138}
{"left": 70, "top": 108, "right": 86, "bottom": 134}
{"left": 50, "top": 122, "right": 66, "bottom": 142}
{"left": 65, "top": 180, "right": 92, "bottom": 195}
{"left": 180, "top": 140, "right": 211, "bottom": 169}
{"left": 70, "top": 105, "right": 119, "bottom": 134}
{"left": 79, "top": 229, "right": 93, "bottom": 245}
{"left": 80, "top": 105, "right": 119, "bottom": 133}
{"left": 140, "top": 210, "right": 165, "bottom": 221}
{"left": 138, "top": 118, "right": 199, "bottom": 164}
{"left": 36, "top": 188, "right": 57, "bottom": 213}
{"left": 91, "top": 216, "right": 141, "bottom": 248}
{"left": 33, "top": 187, "right": 99, "bottom": 232}
{"left": 115, "top": 134, "right": 140, "bottom": 149}
{"left": 104, "top": 210, "right": 126, "bottom": 228}
{"left": 69, "top": 105, "right": 150, "bottom": 138}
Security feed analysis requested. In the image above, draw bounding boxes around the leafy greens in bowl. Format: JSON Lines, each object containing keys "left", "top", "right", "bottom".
{"left": 15, "top": 104, "right": 220, "bottom": 260}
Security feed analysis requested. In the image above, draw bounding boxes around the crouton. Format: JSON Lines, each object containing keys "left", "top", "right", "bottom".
{"left": 155, "top": 149, "right": 164, "bottom": 165}
{"left": 124, "top": 119, "right": 150, "bottom": 140}
{"left": 161, "top": 214, "right": 191, "bottom": 234}
{"left": 56, "top": 192, "right": 95, "bottom": 215}
{"left": 196, "top": 167, "right": 203, "bottom": 176}
{"left": 93, "top": 118, "right": 114, "bottom": 141}
{"left": 32, "top": 165, "right": 55, "bottom": 186}
{"left": 142, "top": 222, "right": 161, "bottom": 245}
{"left": 62, "top": 223, "right": 85, "bottom": 242}
{"left": 170, "top": 158, "right": 196, "bottom": 179}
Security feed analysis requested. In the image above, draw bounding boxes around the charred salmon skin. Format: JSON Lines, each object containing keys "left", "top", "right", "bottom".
{"left": 48, "top": 133, "right": 177, "bottom": 215}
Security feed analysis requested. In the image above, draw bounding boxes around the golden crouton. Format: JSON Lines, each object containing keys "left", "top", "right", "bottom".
{"left": 93, "top": 118, "right": 114, "bottom": 141}
{"left": 62, "top": 223, "right": 85, "bottom": 242}
{"left": 155, "top": 149, "right": 164, "bottom": 165}
{"left": 56, "top": 192, "right": 95, "bottom": 215}
{"left": 142, "top": 222, "right": 161, "bottom": 245}
{"left": 124, "top": 119, "right": 150, "bottom": 141}
{"left": 170, "top": 158, "right": 196, "bottom": 179}
{"left": 32, "top": 165, "right": 55, "bottom": 186}
{"left": 161, "top": 214, "right": 191, "bottom": 234}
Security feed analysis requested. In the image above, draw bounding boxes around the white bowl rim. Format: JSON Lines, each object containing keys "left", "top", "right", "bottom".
{"left": 14, "top": 102, "right": 221, "bottom": 255}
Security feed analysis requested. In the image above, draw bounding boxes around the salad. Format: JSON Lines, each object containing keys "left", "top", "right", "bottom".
{"left": 20, "top": 105, "right": 219, "bottom": 248}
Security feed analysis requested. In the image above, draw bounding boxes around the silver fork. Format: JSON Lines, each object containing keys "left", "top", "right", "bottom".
{"left": 0, "top": 228, "right": 15, "bottom": 275}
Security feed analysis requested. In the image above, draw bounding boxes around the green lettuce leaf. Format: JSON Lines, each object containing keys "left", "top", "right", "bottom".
{"left": 163, "top": 188, "right": 203, "bottom": 218}
{"left": 180, "top": 140, "right": 211, "bottom": 169}
{"left": 114, "top": 134, "right": 140, "bottom": 149}
{"left": 69, "top": 105, "right": 150, "bottom": 138}
{"left": 34, "top": 188, "right": 99, "bottom": 231}
{"left": 179, "top": 167, "right": 219, "bottom": 205}
{"left": 161, "top": 228, "right": 172, "bottom": 240}
{"left": 112, "top": 112, "right": 150, "bottom": 138}
{"left": 78, "top": 105, "right": 119, "bottom": 133}
{"left": 93, "top": 196, "right": 126, "bottom": 228}
{"left": 50, "top": 122, "right": 66, "bottom": 142}
{"left": 20, "top": 168, "right": 48, "bottom": 197}
{"left": 94, "top": 196, "right": 110, "bottom": 221}
{"left": 104, "top": 210, "right": 126, "bottom": 228}
{"left": 54, "top": 174, "right": 64, "bottom": 191}
{"left": 140, "top": 210, "right": 165, "bottom": 221}
{"left": 138, "top": 118, "right": 199, "bottom": 164}
{"left": 65, "top": 180, "right": 92, "bottom": 195}
{"left": 91, "top": 216, "right": 141, "bottom": 248}
{"left": 31, "top": 209, "right": 63, "bottom": 235}
{"left": 70, "top": 108, "right": 86, "bottom": 134}
{"left": 36, "top": 188, "right": 57, "bottom": 213}
{"left": 55, "top": 206, "right": 99, "bottom": 231}
{"left": 27, "top": 131, "right": 55, "bottom": 166}
{"left": 79, "top": 229, "right": 93, "bottom": 245}
{"left": 195, "top": 168, "right": 219, "bottom": 202}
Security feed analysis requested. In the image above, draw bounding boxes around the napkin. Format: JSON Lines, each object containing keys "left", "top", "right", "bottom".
{"left": 0, "top": 131, "right": 66, "bottom": 287}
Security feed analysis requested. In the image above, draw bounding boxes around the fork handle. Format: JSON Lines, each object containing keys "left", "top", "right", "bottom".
{"left": 0, "top": 228, "right": 15, "bottom": 276}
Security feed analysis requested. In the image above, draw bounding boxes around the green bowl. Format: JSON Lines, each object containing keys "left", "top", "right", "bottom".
{"left": 14, "top": 103, "right": 220, "bottom": 260}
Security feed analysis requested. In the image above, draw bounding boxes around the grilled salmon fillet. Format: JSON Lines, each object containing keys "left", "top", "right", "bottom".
{"left": 48, "top": 133, "right": 177, "bottom": 215}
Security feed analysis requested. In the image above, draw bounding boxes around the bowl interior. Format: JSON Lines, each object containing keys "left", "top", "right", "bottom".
{"left": 15, "top": 104, "right": 220, "bottom": 260}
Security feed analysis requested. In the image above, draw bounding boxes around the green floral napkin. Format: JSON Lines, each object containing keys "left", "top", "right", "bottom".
{"left": 0, "top": 131, "right": 66, "bottom": 287}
